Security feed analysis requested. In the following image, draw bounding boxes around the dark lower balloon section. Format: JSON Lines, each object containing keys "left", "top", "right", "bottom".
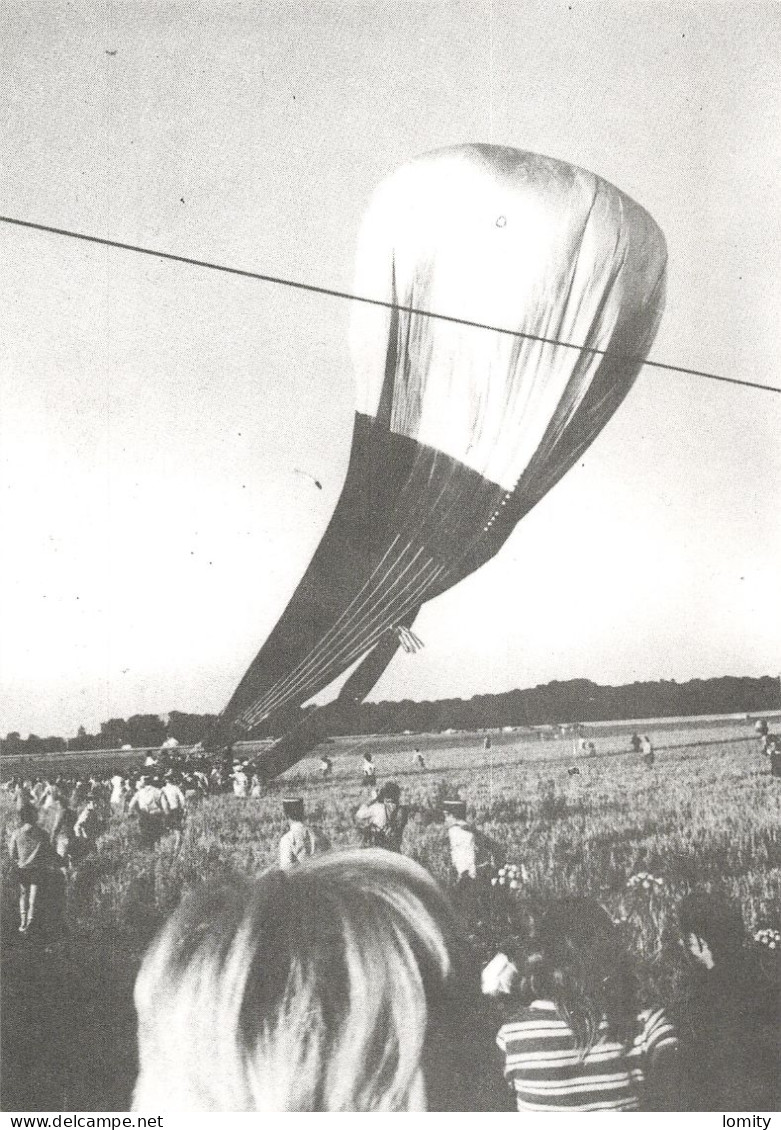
{"left": 206, "top": 413, "right": 521, "bottom": 767}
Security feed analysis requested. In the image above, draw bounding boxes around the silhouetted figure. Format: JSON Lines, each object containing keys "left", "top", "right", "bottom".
{"left": 672, "top": 892, "right": 778, "bottom": 1111}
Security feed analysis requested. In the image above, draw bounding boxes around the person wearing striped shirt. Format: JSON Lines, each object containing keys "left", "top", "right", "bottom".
{"left": 488, "top": 899, "right": 679, "bottom": 1111}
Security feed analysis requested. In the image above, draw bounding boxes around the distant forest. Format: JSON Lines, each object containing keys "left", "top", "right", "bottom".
{"left": 2, "top": 675, "right": 779, "bottom": 756}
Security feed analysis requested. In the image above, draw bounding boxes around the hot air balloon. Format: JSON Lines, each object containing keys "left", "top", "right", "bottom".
{"left": 208, "top": 144, "right": 667, "bottom": 776}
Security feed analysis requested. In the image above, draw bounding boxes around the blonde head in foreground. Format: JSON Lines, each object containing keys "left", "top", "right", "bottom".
{"left": 132, "top": 849, "right": 455, "bottom": 1111}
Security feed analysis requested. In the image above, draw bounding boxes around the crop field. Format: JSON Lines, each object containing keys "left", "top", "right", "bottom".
{"left": 2, "top": 721, "right": 780, "bottom": 1111}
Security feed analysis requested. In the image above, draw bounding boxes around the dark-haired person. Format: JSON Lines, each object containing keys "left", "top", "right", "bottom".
{"left": 355, "top": 781, "right": 409, "bottom": 852}
{"left": 672, "top": 892, "right": 778, "bottom": 1111}
{"left": 491, "top": 898, "right": 679, "bottom": 1111}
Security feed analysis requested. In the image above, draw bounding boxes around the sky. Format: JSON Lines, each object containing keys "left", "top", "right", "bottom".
{"left": 1, "top": 0, "right": 779, "bottom": 738}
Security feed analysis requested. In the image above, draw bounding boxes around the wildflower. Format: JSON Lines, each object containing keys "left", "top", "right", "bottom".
{"left": 754, "top": 927, "right": 781, "bottom": 951}
{"left": 626, "top": 871, "right": 663, "bottom": 891}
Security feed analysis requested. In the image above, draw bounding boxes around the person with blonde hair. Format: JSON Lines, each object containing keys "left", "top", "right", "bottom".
{"left": 132, "top": 849, "right": 458, "bottom": 1111}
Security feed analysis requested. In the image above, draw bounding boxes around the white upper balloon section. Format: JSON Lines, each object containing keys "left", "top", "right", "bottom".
{"left": 350, "top": 145, "right": 667, "bottom": 494}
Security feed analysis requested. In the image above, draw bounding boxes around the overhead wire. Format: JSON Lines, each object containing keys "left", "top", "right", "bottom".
{"left": 1, "top": 213, "right": 779, "bottom": 395}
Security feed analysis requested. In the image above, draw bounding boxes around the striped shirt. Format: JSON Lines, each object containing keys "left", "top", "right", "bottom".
{"left": 496, "top": 1000, "right": 678, "bottom": 1112}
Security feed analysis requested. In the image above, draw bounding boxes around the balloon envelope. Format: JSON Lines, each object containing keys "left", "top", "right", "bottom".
{"left": 213, "top": 145, "right": 667, "bottom": 760}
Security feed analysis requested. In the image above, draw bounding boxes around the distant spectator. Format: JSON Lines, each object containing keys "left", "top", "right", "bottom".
{"left": 319, "top": 754, "right": 333, "bottom": 779}
{"left": 110, "top": 772, "right": 127, "bottom": 816}
{"left": 69, "top": 778, "right": 88, "bottom": 812}
{"left": 232, "top": 763, "right": 250, "bottom": 798}
{"left": 249, "top": 773, "right": 264, "bottom": 799}
{"left": 642, "top": 735, "right": 655, "bottom": 767}
{"left": 40, "top": 787, "right": 76, "bottom": 866}
{"left": 15, "top": 779, "right": 34, "bottom": 810}
{"left": 161, "top": 773, "right": 187, "bottom": 841}
{"left": 413, "top": 749, "right": 426, "bottom": 770}
{"left": 128, "top": 776, "right": 170, "bottom": 847}
{"left": 73, "top": 797, "right": 101, "bottom": 854}
{"left": 630, "top": 732, "right": 642, "bottom": 754}
{"left": 490, "top": 898, "right": 679, "bottom": 1111}
{"left": 355, "top": 781, "right": 408, "bottom": 852}
{"left": 483, "top": 736, "right": 492, "bottom": 751}
{"left": 766, "top": 739, "right": 781, "bottom": 778}
{"left": 361, "top": 752, "right": 376, "bottom": 786}
{"left": 8, "top": 803, "right": 56, "bottom": 936}
{"left": 672, "top": 892, "right": 778, "bottom": 1110}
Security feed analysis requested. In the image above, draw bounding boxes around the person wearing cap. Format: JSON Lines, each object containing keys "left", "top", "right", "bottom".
{"left": 354, "top": 781, "right": 409, "bottom": 852}
{"left": 361, "top": 751, "right": 377, "bottom": 785}
{"left": 279, "top": 798, "right": 318, "bottom": 869}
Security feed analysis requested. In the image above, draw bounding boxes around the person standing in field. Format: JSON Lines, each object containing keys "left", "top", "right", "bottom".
{"left": 8, "top": 802, "right": 57, "bottom": 936}
{"left": 319, "top": 753, "right": 333, "bottom": 779}
{"left": 128, "top": 775, "right": 170, "bottom": 847}
{"left": 443, "top": 799, "right": 506, "bottom": 929}
{"left": 630, "top": 732, "right": 642, "bottom": 754}
{"left": 489, "top": 898, "right": 680, "bottom": 1111}
{"left": 413, "top": 748, "right": 426, "bottom": 770}
{"left": 73, "top": 797, "right": 101, "bottom": 855}
{"left": 361, "top": 751, "right": 377, "bottom": 786}
{"left": 110, "top": 770, "right": 126, "bottom": 816}
{"left": 443, "top": 800, "right": 506, "bottom": 883}
{"left": 232, "top": 762, "right": 250, "bottom": 798}
{"left": 161, "top": 771, "right": 188, "bottom": 844}
{"left": 642, "top": 735, "right": 655, "bottom": 767}
{"left": 40, "top": 787, "right": 76, "bottom": 867}
{"left": 278, "top": 797, "right": 322, "bottom": 869}
{"left": 355, "top": 781, "right": 409, "bottom": 852}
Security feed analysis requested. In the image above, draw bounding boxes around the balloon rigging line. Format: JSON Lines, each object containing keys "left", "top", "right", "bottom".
{"left": 234, "top": 534, "right": 415, "bottom": 725}
{"left": 1, "top": 213, "right": 779, "bottom": 396}
{"left": 239, "top": 555, "right": 443, "bottom": 727}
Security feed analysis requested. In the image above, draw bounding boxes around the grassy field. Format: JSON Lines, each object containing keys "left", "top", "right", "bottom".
{"left": 2, "top": 723, "right": 780, "bottom": 1110}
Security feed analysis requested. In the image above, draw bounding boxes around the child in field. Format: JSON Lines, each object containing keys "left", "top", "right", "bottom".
{"left": 488, "top": 898, "right": 679, "bottom": 1111}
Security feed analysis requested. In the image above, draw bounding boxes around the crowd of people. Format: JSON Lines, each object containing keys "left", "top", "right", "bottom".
{"left": 4, "top": 726, "right": 780, "bottom": 1112}
{"left": 128, "top": 837, "right": 778, "bottom": 1112}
